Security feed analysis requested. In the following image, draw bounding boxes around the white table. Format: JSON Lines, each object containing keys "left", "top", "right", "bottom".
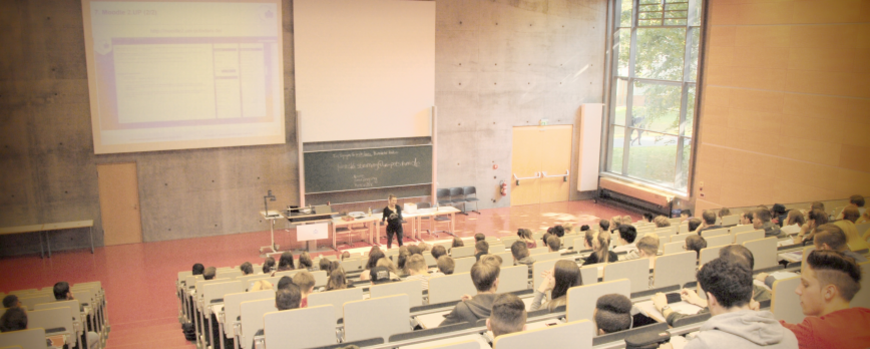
{"left": 331, "top": 215, "right": 380, "bottom": 249}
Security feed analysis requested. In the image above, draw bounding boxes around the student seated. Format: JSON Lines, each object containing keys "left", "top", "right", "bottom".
{"left": 431, "top": 245, "right": 447, "bottom": 261}
{"left": 546, "top": 235, "right": 560, "bottom": 253}
{"left": 833, "top": 218, "right": 870, "bottom": 252}
{"left": 594, "top": 294, "right": 632, "bottom": 335}
{"left": 517, "top": 228, "right": 537, "bottom": 248}
{"left": 203, "top": 267, "right": 216, "bottom": 280}
{"left": 375, "top": 258, "right": 401, "bottom": 280}
{"left": 781, "top": 210, "right": 805, "bottom": 236}
{"left": 239, "top": 262, "right": 254, "bottom": 275}
{"left": 298, "top": 251, "right": 315, "bottom": 270}
{"left": 796, "top": 209, "right": 829, "bottom": 244}
{"left": 437, "top": 256, "right": 455, "bottom": 275}
{"left": 439, "top": 258, "right": 501, "bottom": 326}
{"left": 475, "top": 233, "right": 486, "bottom": 242}
{"left": 275, "top": 284, "right": 302, "bottom": 311}
{"left": 849, "top": 195, "right": 865, "bottom": 215}
{"left": 510, "top": 241, "right": 535, "bottom": 267}
{"left": 530, "top": 260, "right": 582, "bottom": 311}
{"left": 771, "top": 204, "right": 788, "bottom": 227}
{"left": 598, "top": 219, "right": 611, "bottom": 233}
{"left": 685, "top": 235, "right": 707, "bottom": 260}
{"left": 688, "top": 218, "right": 703, "bottom": 234}
{"left": 679, "top": 210, "right": 692, "bottom": 222}
{"left": 487, "top": 293, "right": 527, "bottom": 339}
{"left": 292, "top": 271, "right": 315, "bottom": 307}
{"left": 359, "top": 248, "right": 385, "bottom": 281}
{"left": 754, "top": 208, "right": 784, "bottom": 238}
{"left": 779, "top": 250, "right": 870, "bottom": 349}
{"left": 405, "top": 254, "right": 433, "bottom": 290}
{"left": 2, "top": 295, "right": 21, "bottom": 309}
{"left": 660, "top": 258, "right": 798, "bottom": 349}
{"left": 740, "top": 211, "right": 754, "bottom": 225}
{"left": 192, "top": 263, "right": 205, "bottom": 276}
{"left": 318, "top": 258, "right": 331, "bottom": 274}
{"left": 548, "top": 225, "right": 565, "bottom": 238}
{"left": 718, "top": 208, "right": 731, "bottom": 220}
{"left": 262, "top": 257, "right": 276, "bottom": 275}
{"left": 697, "top": 210, "right": 722, "bottom": 234}
{"left": 276, "top": 276, "right": 294, "bottom": 290}
{"left": 452, "top": 236, "right": 465, "bottom": 249}
{"left": 654, "top": 215, "right": 671, "bottom": 228}
{"left": 625, "top": 234, "right": 659, "bottom": 268}
{"left": 613, "top": 225, "right": 638, "bottom": 254}
{"left": 327, "top": 267, "right": 351, "bottom": 290}
{"left": 585, "top": 231, "right": 618, "bottom": 265}
{"left": 341, "top": 251, "right": 351, "bottom": 260}
{"left": 407, "top": 244, "right": 423, "bottom": 256}
{"left": 475, "top": 240, "right": 489, "bottom": 261}
{"left": 54, "top": 282, "right": 100, "bottom": 349}
{"left": 0, "top": 307, "right": 27, "bottom": 332}
{"left": 277, "top": 252, "right": 295, "bottom": 271}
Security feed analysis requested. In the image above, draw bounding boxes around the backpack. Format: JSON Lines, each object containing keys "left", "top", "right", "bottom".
{"left": 182, "top": 321, "right": 196, "bottom": 341}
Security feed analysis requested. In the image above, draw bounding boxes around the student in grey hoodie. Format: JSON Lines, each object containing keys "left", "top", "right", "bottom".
{"left": 663, "top": 257, "right": 798, "bottom": 349}
{"left": 439, "top": 256, "right": 500, "bottom": 326}
{"left": 754, "top": 209, "right": 784, "bottom": 238}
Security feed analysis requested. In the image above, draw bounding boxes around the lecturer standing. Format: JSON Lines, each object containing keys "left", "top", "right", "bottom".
{"left": 382, "top": 194, "right": 404, "bottom": 249}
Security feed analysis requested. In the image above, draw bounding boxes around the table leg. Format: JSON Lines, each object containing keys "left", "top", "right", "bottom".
{"left": 39, "top": 231, "right": 45, "bottom": 259}
{"left": 47, "top": 231, "right": 52, "bottom": 258}
{"left": 89, "top": 226, "right": 94, "bottom": 253}
{"left": 450, "top": 213, "right": 455, "bottom": 235}
{"left": 332, "top": 223, "right": 337, "bottom": 250}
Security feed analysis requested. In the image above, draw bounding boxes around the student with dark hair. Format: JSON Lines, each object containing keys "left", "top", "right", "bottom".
{"left": 318, "top": 258, "right": 331, "bottom": 274}
{"left": 53, "top": 281, "right": 71, "bottom": 300}
{"left": 697, "top": 210, "right": 722, "bottom": 234}
{"left": 474, "top": 233, "right": 486, "bottom": 242}
{"left": 275, "top": 285, "right": 302, "bottom": 311}
{"left": 278, "top": 252, "right": 296, "bottom": 271}
{"left": 439, "top": 259, "right": 501, "bottom": 326}
{"left": 510, "top": 241, "right": 535, "bottom": 267}
{"left": 850, "top": 195, "right": 865, "bottom": 212}
{"left": 340, "top": 251, "right": 351, "bottom": 260}
{"left": 685, "top": 235, "right": 707, "bottom": 259}
{"left": 474, "top": 240, "right": 489, "bottom": 261}
{"left": 431, "top": 245, "right": 447, "bottom": 261}
{"left": 754, "top": 208, "right": 784, "bottom": 238}
{"left": 530, "top": 260, "right": 581, "bottom": 312}
{"left": 779, "top": 250, "right": 870, "bottom": 349}
{"left": 598, "top": 219, "right": 611, "bottom": 233}
{"left": 584, "top": 231, "right": 617, "bottom": 265}
{"left": 688, "top": 218, "right": 703, "bottom": 234}
{"left": 203, "top": 267, "right": 216, "bottom": 280}
{"left": 407, "top": 244, "right": 423, "bottom": 256}
{"left": 517, "top": 229, "right": 536, "bottom": 249}
{"left": 262, "top": 257, "right": 276, "bottom": 274}
{"left": 718, "top": 207, "right": 731, "bottom": 219}
{"left": 741, "top": 211, "right": 754, "bottom": 225}
{"left": 0, "top": 307, "right": 27, "bottom": 332}
{"left": 327, "top": 267, "right": 350, "bottom": 290}
{"left": 240, "top": 262, "right": 254, "bottom": 275}
{"left": 396, "top": 246, "right": 411, "bottom": 276}
{"left": 580, "top": 224, "right": 590, "bottom": 232}
{"left": 2, "top": 295, "right": 20, "bottom": 309}
{"left": 668, "top": 258, "right": 798, "bottom": 349}
{"left": 812, "top": 224, "right": 867, "bottom": 262}
{"left": 359, "top": 247, "right": 386, "bottom": 281}
{"left": 54, "top": 281, "right": 100, "bottom": 349}
{"left": 612, "top": 225, "right": 637, "bottom": 254}
{"left": 192, "top": 263, "right": 205, "bottom": 275}
{"left": 452, "top": 236, "right": 465, "bottom": 248}
{"left": 594, "top": 294, "right": 632, "bottom": 335}
{"left": 642, "top": 213, "right": 655, "bottom": 223}
{"left": 437, "top": 256, "right": 455, "bottom": 275}
{"left": 771, "top": 204, "right": 788, "bottom": 227}
{"left": 842, "top": 206, "right": 860, "bottom": 224}
{"left": 545, "top": 235, "right": 560, "bottom": 253}
{"left": 487, "top": 293, "right": 527, "bottom": 339}
{"left": 547, "top": 225, "right": 565, "bottom": 238}
{"left": 292, "top": 271, "right": 315, "bottom": 307}
{"left": 781, "top": 210, "right": 805, "bottom": 236}
{"left": 680, "top": 209, "right": 693, "bottom": 221}
{"left": 797, "top": 209, "right": 829, "bottom": 244}
{"left": 298, "top": 251, "right": 314, "bottom": 270}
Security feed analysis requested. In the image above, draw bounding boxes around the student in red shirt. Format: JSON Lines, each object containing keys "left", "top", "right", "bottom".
{"left": 779, "top": 250, "right": 870, "bottom": 349}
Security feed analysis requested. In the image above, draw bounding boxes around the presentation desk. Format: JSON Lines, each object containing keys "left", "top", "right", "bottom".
{"left": 371, "top": 206, "right": 460, "bottom": 245}
{"left": 0, "top": 220, "right": 94, "bottom": 258}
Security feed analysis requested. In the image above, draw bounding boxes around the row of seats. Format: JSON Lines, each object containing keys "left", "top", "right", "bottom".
{"left": 436, "top": 187, "right": 480, "bottom": 215}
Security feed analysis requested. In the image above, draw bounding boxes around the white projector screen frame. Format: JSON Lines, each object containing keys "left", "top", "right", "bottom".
{"left": 293, "top": 0, "right": 435, "bottom": 143}
{"left": 82, "top": 0, "right": 287, "bottom": 154}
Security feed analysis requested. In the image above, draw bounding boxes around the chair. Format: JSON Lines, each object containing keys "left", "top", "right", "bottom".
{"left": 494, "top": 320, "right": 594, "bottom": 349}
{"left": 223, "top": 290, "right": 272, "bottom": 346}
{"left": 421, "top": 340, "right": 479, "bottom": 349}
{"left": 852, "top": 262, "right": 870, "bottom": 308}
{"left": 603, "top": 259, "right": 650, "bottom": 293}
{"left": 238, "top": 299, "right": 277, "bottom": 349}
{"left": 705, "top": 234, "right": 731, "bottom": 248}
{"left": 18, "top": 294, "right": 52, "bottom": 311}
{"left": 653, "top": 251, "right": 696, "bottom": 288}
{"left": 0, "top": 328, "right": 46, "bottom": 349}
{"left": 340, "top": 257, "right": 364, "bottom": 272}
{"left": 451, "top": 246, "right": 475, "bottom": 259}
{"left": 370, "top": 280, "right": 424, "bottom": 308}
{"left": 453, "top": 257, "right": 476, "bottom": 274}
{"left": 771, "top": 276, "right": 805, "bottom": 324}
{"left": 423, "top": 252, "right": 438, "bottom": 267}
{"left": 217, "top": 269, "right": 243, "bottom": 280}
{"left": 743, "top": 237, "right": 778, "bottom": 270}
{"left": 721, "top": 214, "right": 740, "bottom": 226}
{"left": 436, "top": 188, "right": 453, "bottom": 207}
{"left": 488, "top": 243, "right": 505, "bottom": 253}
{"left": 428, "top": 273, "right": 477, "bottom": 304}
{"left": 449, "top": 187, "right": 467, "bottom": 215}
{"left": 34, "top": 300, "right": 83, "bottom": 343}
{"left": 663, "top": 241, "right": 684, "bottom": 255}
{"left": 534, "top": 252, "right": 562, "bottom": 263}
{"left": 263, "top": 305, "right": 336, "bottom": 349}
{"left": 573, "top": 238, "right": 590, "bottom": 252}
{"left": 701, "top": 227, "right": 729, "bottom": 238}
{"left": 500, "top": 236, "right": 519, "bottom": 248}
{"left": 580, "top": 264, "right": 599, "bottom": 285}
{"left": 529, "top": 247, "right": 548, "bottom": 255}
{"left": 202, "top": 281, "right": 245, "bottom": 348}
{"left": 532, "top": 259, "right": 560, "bottom": 296}
{"left": 498, "top": 266, "right": 529, "bottom": 293}
{"left": 566, "top": 279, "right": 631, "bottom": 325}
{"left": 729, "top": 224, "right": 754, "bottom": 235}
{"left": 311, "top": 270, "right": 328, "bottom": 287}
{"left": 308, "top": 287, "right": 364, "bottom": 322}
{"left": 462, "top": 186, "right": 480, "bottom": 214}
{"left": 735, "top": 230, "right": 764, "bottom": 245}
{"left": 344, "top": 294, "right": 410, "bottom": 342}
{"left": 699, "top": 245, "right": 727, "bottom": 267}
{"left": 27, "top": 307, "right": 77, "bottom": 348}
{"left": 493, "top": 251, "right": 513, "bottom": 268}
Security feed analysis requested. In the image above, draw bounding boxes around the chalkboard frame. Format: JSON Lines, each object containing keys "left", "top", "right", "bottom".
{"left": 303, "top": 144, "right": 433, "bottom": 194}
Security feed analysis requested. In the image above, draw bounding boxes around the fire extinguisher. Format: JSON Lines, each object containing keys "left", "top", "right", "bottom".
{"left": 499, "top": 180, "right": 508, "bottom": 196}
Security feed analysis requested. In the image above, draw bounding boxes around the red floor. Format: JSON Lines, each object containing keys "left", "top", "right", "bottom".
{"left": 0, "top": 200, "right": 636, "bottom": 348}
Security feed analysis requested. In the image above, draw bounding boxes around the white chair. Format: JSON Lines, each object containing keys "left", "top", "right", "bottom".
{"left": 653, "top": 251, "right": 696, "bottom": 288}
{"left": 579, "top": 264, "right": 599, "bottom": 285}
{"left": 217, "top": 269, "right": 243, "bottom": 280}
{"left": 370, "top": 280, "right": 423, "bottom": 308}
{"left": 35, "top": 300, "right": 83, "bottom": 342}
{"left": 307, "top": 287, "right": 364, "bottom": 321}
{"left": 699, "top": 245, "right": 727, "bottom": 267}
{"left": 489, "top": 244, "right": 505, "bottom": 253}
{"left": 743, "top": 237, "right": 778, "bottom": 270}
{"left": 566, "top": 279, "right": 631, "bottom": 326}
{"left": 735, "top": 230, "right": 764, "bottom": 245}
{"left": 603, "top": 259, "right": 649, "bottom": 293}
{"left": 663, "top": 241, "right": 685, "bottom": 255}
{"left": 500, "top": 236, "right": 519, "bottom": 249}
{"left": 701, "top": 228, "right": 729, "bottom": 238}
{"left": 224, "top": 290, "right": 272, "bottom": 346}
{"left": 722, "top": 214, "right": 740, "bottom": 226}
{"left": 238, "top": 299, "right": 277, "bottom": 349}
{"left": 422, "top": 340, "right": 479, "bottom": 349}
{"left": 263, "top": 305, "right": 336, "bottom": 349}
{"left": 451, "top": 246, "right": 475, "bottom": 258}
{"left": 852, "top": 262, "right": 870, "bottom": 308}
{"left": 705, "top": 234, "right": 731, "bottom": 248}
{"left": 493, "top": 320, "right": 593, "bottom": 349}
{"left": 27, "top": 307, "right": 77, "bottom": 348}
{"left": 202, "top": 281, "right": 245, "bottom": 348}
{"left": 532, "top": 260, "right": 560, "bottom": 295}
{"left": 498, "top": 266, "right": 529, "bottom": 293}
{"left": 18, "top": 294, "right": 52, "bottom": 311}
{"left": 344, "top": 294, "right": 410, "bottom": 342}
{"left": 730, "top": 224, "right": 754, "bottom": 235}
{"left": 573, "top": 238, "right": 590, "bottom": 252}
{"left": 0, "top": 328, "right": 46, "bottom": 349}
{"left": 529, "top": 247, "right": 549, "bottom": 255}
{"left": 771, "top": 276, "right": 805, "bottom": 324}
{"left": 454, "top": 257, "right": 476, "bottom": 274}
{"left": 311, "top": 270, "right": 328, "bottom": 287}
{"left": 340, "top": 257, "right": 364, "bottom": 271}
{"left": 534, "top": 252, "right": 563, "bottom": 262}
{"left": 424, "top": 253, "right": 437, "bottom": 267}
{"left": 429, "top": 273, "right": 477, "bottom": 304}
{"left": 493, "top": 251, "right": 513, "bottom": 268}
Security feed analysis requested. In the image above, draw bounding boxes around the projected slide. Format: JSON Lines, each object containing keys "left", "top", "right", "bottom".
{"left": 82, "top": 1, "right": 285, "bottom": 154}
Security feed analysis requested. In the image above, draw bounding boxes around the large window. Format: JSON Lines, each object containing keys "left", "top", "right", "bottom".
{"left": 605, "top": 0, "right": 702, "bottom": 194}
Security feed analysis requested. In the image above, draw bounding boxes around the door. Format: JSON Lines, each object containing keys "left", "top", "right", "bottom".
{"left": 97, "top": 162, "right": 143, "bottom": 245}
{"left": 510, "top": 125, "right": 573, "bottom": 206}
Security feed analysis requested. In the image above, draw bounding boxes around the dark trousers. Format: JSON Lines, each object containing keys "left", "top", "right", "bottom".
{"left": 387, "top": 228, "right": 403, "bottom": 248}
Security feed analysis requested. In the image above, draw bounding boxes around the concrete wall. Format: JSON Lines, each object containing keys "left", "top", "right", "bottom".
{"left": 0, "top": 0, "right": 606, "bottom": 255}
{"left": 694, "top": 0, "right": 870, "bottom": 213}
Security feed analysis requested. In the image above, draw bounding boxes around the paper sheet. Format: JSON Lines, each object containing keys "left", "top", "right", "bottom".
{"left": 635, "top": 300, "right": 703, "bottom": 323}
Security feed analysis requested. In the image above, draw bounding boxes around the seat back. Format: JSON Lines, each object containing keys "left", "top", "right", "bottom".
{"left": 743, "top": 237, "right": 778, "bottom": 270}
{"left": 493, "top": 251, "right": 513, "bottom": 268}
{"left": 450, "top": 246, "right": 474, "bottom": 259}
{"left": 217, "top": 269, "right": 243, "bottom": 280}
{"left": 448, "top": 187, "right": 463, "bottom": 199}
{"left": 699, "top": 245, "right": 727, "bottom": 267}
{"left": 701, "top": 227, "right": 729, "bottom": 238}
{"left": 71, "top": 289, "right": 94, "bottom": 308}
{"left": 340, "top": 257, "right": 364, "bottom": 272}
{"left": 308, "top": 287, "right": 364, "bottom": 321}
{"left": 494, "top": 320, "right": 593, "bottom": 349}
{"left": 705, "top": 234, "right": 731, "bottom": 248}
{"left": 573, "top": 237, "right": 589, "bottom": 252}
{"left": 436, "top": 188, "right": 452, "bottom": 205}
{"left": 453, "top": 257, "right": 476, "bottom": 274}
{"left": 603, "top": 259, "right": 649, "bottom": 293}
{"left": 344, "top": 294, "right": 410, "bottom": 342}
{"left": 722, "top": 214, "right": 740, "bottom": 226}
{"left": 25, "top": 307, "right": 76, "bottom": 346}
{"left": 18, "top": 294, "right": 52, "bottom": 311}
{"left": 423, "top": 253, "right": 437, "bottom": 267}
{"left": 852, "top": 262, "right": 870, "bottom": 308}
{"left": 239, "top": 298, "right": 277, "bottom": 349}
{"left": 185, "top": 275, "right": 203, "bottom": 290}
{"left": 566, "top": 279, "right": 631, "bottom": 325}
{"left": 580, "top": 265, "right": 600, "bottom": 285}
{"left": 428, "top": 273, "right": 477, "bottom": 304}
{"left": 370, "top": 280, "right": 423, "bottom": 308}
{"left": 729, "top": 224, "right": 754, "bottom": 235}
{"left": 653, "top": 251, "right": 696, "bottom": 288}
{"left": 735, "top": 230, "right": 764, "bottom": 245}
{"left": 36, "top": 300, "right": 81, "bottom": 325}
{"left": 463, "top": 186, "right": 477, "bottom": 197}
{"left": 532, "top": 259, "right": 560, "bottom": 297}
{"left": 0, "top": 328, "right": 46, "bottom": 349}
{"left": 202, "top": 281, "right": 245, "bottom": 313}
{"left": 489, "top": 243, "right": 505, "bottom": 253}
{"left": 498, "top": 266, "right": 529, "bottom": 293}
{"left": 771, "top": 276, "right": 804, "bottom": 324}
{"left": 311, "top": 270, "right": 328, "bottom": 287}
{"left": 663, "top": 241, "right": 684, "bottom": 255}
{"left": 223, "top": 290, "right": 273, "bottom": 337}
{"left": 534, "top": 252, "right": 563, "bottom": 262}
{"left": 529, "top": 247, "right": 549, "bottom": 255}
{"left": 264, "top": 305, "right": 337, "bottom": 349}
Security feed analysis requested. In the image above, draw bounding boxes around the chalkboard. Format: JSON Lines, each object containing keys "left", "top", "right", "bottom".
{"left": 304, "top": 145, "right": 432, "bottom": 194}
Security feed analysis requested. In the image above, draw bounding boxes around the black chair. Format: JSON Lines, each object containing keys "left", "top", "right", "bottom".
{"left": 449, "top": 187, "right": 466, "bottom": 215}
{"left": 436, "top": 188, "right": 452, "bottom": 207}
{"left": 462, "top": 186, "right": 480, "bottom": 214}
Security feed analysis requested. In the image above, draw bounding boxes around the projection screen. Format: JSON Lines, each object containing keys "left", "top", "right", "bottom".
{"left": 82, "top": 0, "right": 286, "bottom": 154}
{"left": 293, "top": 0, "right": 435, "bottom": 143}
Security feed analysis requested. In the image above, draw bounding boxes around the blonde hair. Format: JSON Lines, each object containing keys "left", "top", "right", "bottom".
{"left": 249, "top": 280, "right": 273, "bottom": 292}
{"left": 376, "top": 258, "right": 399, "bottom": 275}
{"left": 653, "top": 216, "right": 671, "bottom": 228}
{"left": 636, "top": 234, "right": 660, "bottom": 256}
